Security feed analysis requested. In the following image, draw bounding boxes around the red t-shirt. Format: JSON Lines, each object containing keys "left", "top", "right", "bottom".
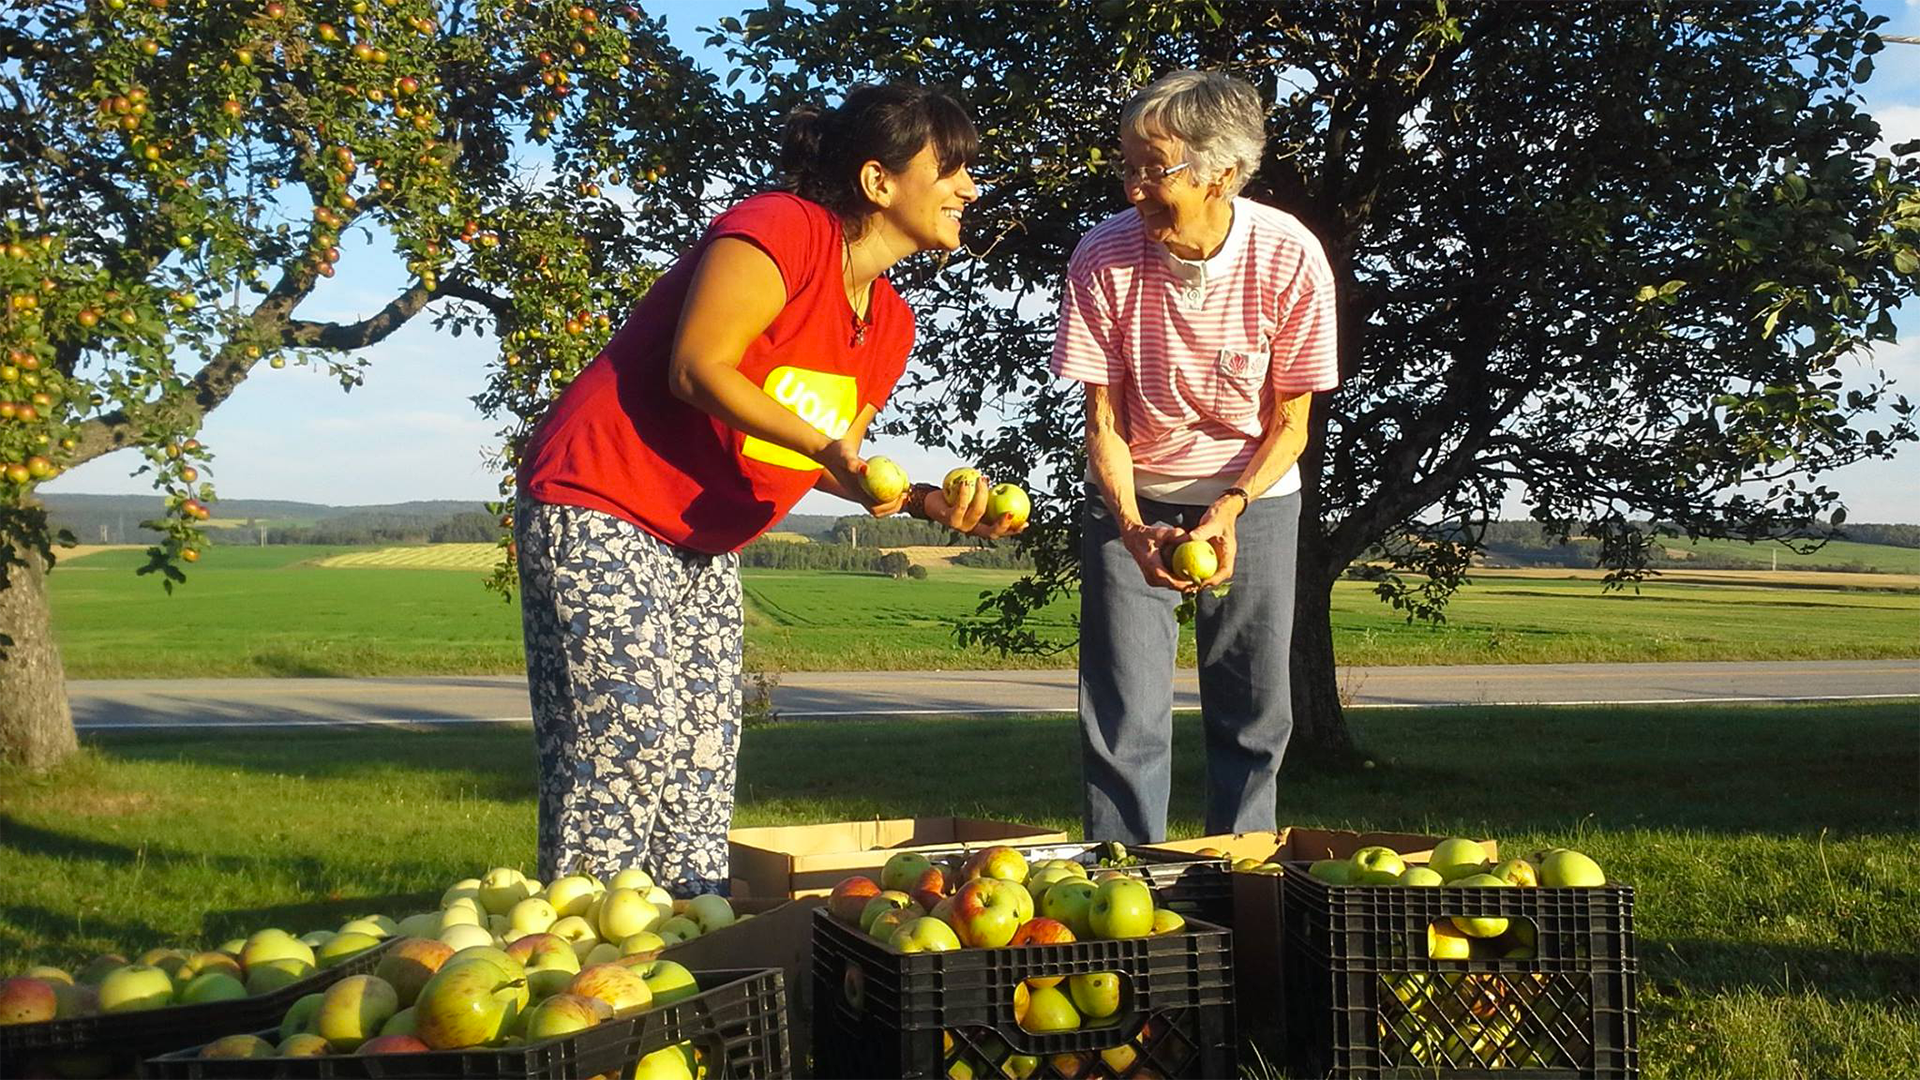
{"left": 521, "top": 193, "right": 914, "bottom": 554}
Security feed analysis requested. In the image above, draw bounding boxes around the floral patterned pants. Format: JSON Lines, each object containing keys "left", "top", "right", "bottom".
{"left": 516, "top": 496, "right": 743, "bottom": 894}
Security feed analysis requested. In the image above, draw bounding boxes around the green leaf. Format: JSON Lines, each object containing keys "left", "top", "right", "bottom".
{"left": 1894, "top": 249, "right": 1918, "bottom": 276}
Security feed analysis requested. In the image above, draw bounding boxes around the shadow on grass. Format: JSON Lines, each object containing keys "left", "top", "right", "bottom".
{"left": 90, "top": 729, "right": 537, "bottom": 804}
{"left": 1646, "top": 937, "right": 1920, "bottom": 1006}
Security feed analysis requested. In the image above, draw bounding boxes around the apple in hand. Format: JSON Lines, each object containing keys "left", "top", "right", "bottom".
{"left": 985, "top": 483, "right": 1031, "bottom": 528}
{"left": 1088, "top": 878, "right": 1155, "bottom": 940}
{"left": 1169, "top": 540, "right": 1218, "bottom": 584}
{"left": 862, "top": 456, "right": 909, "bottom": 503}
{"left": 943, "top": 466, "right": 983, "bottom": 507}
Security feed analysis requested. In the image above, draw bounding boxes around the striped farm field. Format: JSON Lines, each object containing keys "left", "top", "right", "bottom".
{"left": 318, "top": 543, "right": 500, "bottom": 569}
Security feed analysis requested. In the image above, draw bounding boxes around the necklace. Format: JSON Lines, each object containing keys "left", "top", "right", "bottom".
{"left": 842, "top": 233, "right": 871, "bottom": 347}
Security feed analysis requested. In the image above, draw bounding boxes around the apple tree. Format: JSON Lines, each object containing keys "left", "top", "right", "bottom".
{"left": 716, "top": 0, "right": 1920, "bottom": 763}
{"left": 0, "top": 0, "right": 732, "bottom": 770}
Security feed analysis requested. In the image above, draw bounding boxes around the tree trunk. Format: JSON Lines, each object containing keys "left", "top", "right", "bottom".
{"left": 0, "top": 549, "right": 77, "bottom": 771}
{"left": 1289, "top": 562, "right": 1360, "bottom": 769}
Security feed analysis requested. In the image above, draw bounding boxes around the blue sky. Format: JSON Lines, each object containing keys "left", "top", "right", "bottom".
{"left": 43, "top": 1, "right": 1920, "bottom": 523}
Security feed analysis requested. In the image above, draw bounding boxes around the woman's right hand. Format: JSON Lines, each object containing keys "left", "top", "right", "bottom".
{"left": 813, "top": 436, "right": 870, "bottom": 503}
{"left": 1122, "top": 520, "right": 1189, "bottom": 591}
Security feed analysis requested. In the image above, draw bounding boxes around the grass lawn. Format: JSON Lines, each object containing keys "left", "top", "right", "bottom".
{"left": 1, "top": 702, "right": 1914, "bottom": 1078}
{"left": 47, "top": 547, "right": 1920, "bottom": 677}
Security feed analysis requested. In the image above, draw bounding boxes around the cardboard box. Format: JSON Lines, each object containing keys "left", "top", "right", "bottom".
{"left": 1141, "top": 827, "right": 1499, "bottom": 1068}
{"left": 664, "top": 896, "right": 822, "bottom": 1076}
{"left": 728, "top": 817, "right": 1068, "bottom": 899}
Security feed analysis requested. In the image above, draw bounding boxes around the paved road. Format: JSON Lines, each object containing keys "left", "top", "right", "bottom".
{"left": 66, "top": 660, "right": 1920, "bottom": 730}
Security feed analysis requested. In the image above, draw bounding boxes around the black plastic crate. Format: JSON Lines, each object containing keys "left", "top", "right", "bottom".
{"left": 810, "top": 907, "right": 1236, "bottom": 1078}
{"left": 939, "top": 841, "right": 1234, "bottom": 927}
{"left": 1278, "top": 864, "right": 1638, "bottom": 1078}
{"left": 0, "top": 936, "right": 399, "bottom": 1080}
{"left": 144, "top": 966, "right": 790, "bottom": 1079}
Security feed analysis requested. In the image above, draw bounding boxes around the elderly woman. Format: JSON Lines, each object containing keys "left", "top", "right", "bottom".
{"left": 1051, "top": 70, "right": 1340, "bottom": 844}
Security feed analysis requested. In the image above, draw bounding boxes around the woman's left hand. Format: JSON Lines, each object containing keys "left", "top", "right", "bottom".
{"left": 1185, "top": 497, "right": 1242, "bottom": 590}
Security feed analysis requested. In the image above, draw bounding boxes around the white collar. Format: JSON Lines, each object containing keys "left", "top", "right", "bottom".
{"left": 1158, "top": 199, "right": 1245, "bottom": 289}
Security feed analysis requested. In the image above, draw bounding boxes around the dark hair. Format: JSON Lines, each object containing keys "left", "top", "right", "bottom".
{"left": 779, "top": 83, "right": 978, "bottom": 235}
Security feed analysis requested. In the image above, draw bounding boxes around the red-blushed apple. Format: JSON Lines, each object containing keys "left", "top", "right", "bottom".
{"left": 0, "top": 977, "right": 58, "bottom": 1025}
{"left": 1088, "top": 878, "right": 1155, "bottom": 940}
{"left": 881, "top": 851, "right": 935, "bottom": 894}
{"left": 177, "top": 971, "right": 247, "bottom": 1004}
{"left": 1019, "top": 982, "right": 1080, "bottom": 1033}
{"left": 315, "top": 973, "right": 400, "bottom": 1051}
{"left": 376, "top": 937, "right": 456, "bottom": 1008}
{"left": 278, "top": 1032, "right": 333, "bottom": 1056}
{"left": 1007, "top": 918, "right": 1076, "bottom": 988}
{"left": 950, "top": 879, "right": 1024, "bottom": 948}
{"left": 1038, "top": 878, "right": 1098, "bottom": 939}
{"left": 1539, "top": 849, "right": 1606, "bottom": 887}
{"left": 97, "top": 964, "right": 174, "bottom": 1013}
{"left": 961, "top": 845, "right": 1029, "bottom": 884}
{"left": 280, "top": 992, "right": 325, "bottom": 1040}
{"left": 520, "top": 992, "right": 605, "bottom": 1039}
{"left": 1426, "top": 838, "right": 1491, "bottom": 882}
{"left": 860, "top": 891, "right": 916, "bottom": 933}
{"left": 630, "top": 959, "right": 700, "bottom": 1006}
{"left": 828, "top": 876, "right": 883, "bottom": 925}
{"left": 504, "top": 932, "right": 581, "bottom": 1001}
{"left": 413, "top": 953, "right": 528, "bottom": 1049}
{"left": 568, "top": 963, "right": 653, "bottom": 1017}
{"left": 909, "top": 865, "right": 947, "bottom": 912}
{"left": 888, "top": 916, "right": 962, "bottom": 954}
{"left": 927, "top": 893, "right": 960, "bottom": 931}
{"left": 198, "top": 1033, "right": 275, "bottom": 1059}
{"left": 841, "top": 964, "right": 865, "bottom": 1010}
{"left": 356, "top": 1034, "right": 430, "bottom": 1054}
{"left": 1068, "top": 972, "right": 1121, "bottom": 1020}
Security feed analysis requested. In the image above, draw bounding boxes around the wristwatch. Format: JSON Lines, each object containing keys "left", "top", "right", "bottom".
{"left": 1219, "top": 486, "right": 1251, "bottom": 512}
{"left": 904, "top": 483, "right": 938, "bottom": 519}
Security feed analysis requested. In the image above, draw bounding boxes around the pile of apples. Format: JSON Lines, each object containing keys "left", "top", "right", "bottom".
{"left": 829, "top": 845, "right": 1186, "bottom": 1039}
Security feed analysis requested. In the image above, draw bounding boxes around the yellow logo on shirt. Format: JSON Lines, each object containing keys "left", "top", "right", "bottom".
{"left": 741, "top": 366, "right": 858, "bottom": 471}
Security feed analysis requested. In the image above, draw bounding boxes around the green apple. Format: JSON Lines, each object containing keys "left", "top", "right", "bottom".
{"left": 620, "top": 931, "right": 668, "bottom": 958}
{"left": 654, "top": 916, "right": 702, "bottom": 945}
{"left": 961, "top": 845, "right": 1030, "bottom": 884}
{"left": 544, "top": 876, "right": 601, "bottom": 920}
{"left": 881, "top": 851, "right": 935, "bottom": 894}
{"left": 441, "top": 878, "right": 483, "bottom": 908}
{"left": 684, "top": 894, "right": 735, "bottom": 934}
{"left": 280, "top": 992, "right": 326, "bottom": 1040}
{"left": 138, "top": 948, "right": 189, "bottom": 980}
{"left": 888, "top": 916, "right": 962, "bottom": 954}
{"left": 630, "top": 1045, "right": 695, "bottom": 1080}
{"left": 861, "top": 456, "right": 910, "bottom": 503}
{"left": 171, "top": 950, "right": 242, "bottom": 992}
{"left": 440, "top": 900, "right": 485, "bottom": 929}
{"left": 509, "top": 897, "right": 559, "bottom": 936}
{"left": 339, "top": 917, "right": 392, "bottom": 940}
{"left": 521, "top": 992, "right": 604, "bottom": 1039}
{"left": 299, "top": 930, "right": 337, "bottom": 950}
{"left": 1445, "top": 872, "right": 1513, "bottom": 937}
{"left": 1539, "top": 849, "right": 1606, "bottom": 887}
{"left": 396, "top": 912, "right": 443, "bottom": 938}
{"left": 439, "top": 923, "right": 495, "bottom": 953}
{"left": 318, "top": 931, "right": 384, "bottom": 968}
{"left": 860, "top": 891, "right": 916, "bottom": 933}
{"left": 246, "top": 957, "right": 315, "bottom": 995}
{"left": 1398, "top": 866, "right": 1445, "bottom": 887}
{"left": 1067, "top": 971, "right": 1120, "bottom": 1020}
{"left": 1024, "top": 865, "right": 1079, "bottom": 901}
{"left": 177, "top": 971, "right": 247, "bottom": 1004}
{"left": 1353, "top": 868, "right": 1402, "bottom": 885}
{"left": 97, "top": 964, "right": 175, "bottom": 1013}
{"left": 1309, "top": 858, "right": 1358, "bottom": 885}
{"left": 1038, "top": 878, "right": 1098, "bottom": 939}
{"left": 240, "top": 930, "right": 316, "bottom": 973}
{"left": 74, "top": 953, "right": 126, "bottom": 986}
{"left": 596, "top": 888, "right": 661, "bottom": 942}
{"left": 478, "top": 867, "right": 534, "bottom": 915}
{"left": 1351, "top": 845, "right": 1406, "bottom": 877}
{"left": 1426, "top": 920, "right": 1472, "bottom": 960}
{"left": 867, "top": 907, "right": 919, "bottom": 942}
{"left": 380, "top": 1006, "right": 417, "bottom": 1036}
{"left": 985, "top": 483, "right": 1031, "bottom": 528}
{"left": 315, "top": 974, "right": 399, "bottom": 1051}
{"left": 583, "top": 942, "right": 622, "bottom": 967}
{"left": 198, "top": 1033, "right": 275, "bottom": 1059}
{"left": 631, "top": 958, "right": 700, "bottom": 1006}
{"left": 1169, "top": 540, "right": 1218, "bottom": 584}
{"left": 609, "top": 868, "right": 654, "bottom": 893}
{"left": 1020, "top": 983, "right": 1080, "bottom": 1033}
{"left": 1088, "top": 878, "right": 1155, "bottom": 940}
{"left": 1151, "top": 908, "right": 1186, "bottom": 934}
{"left": 1426, "top": 838, "right": 1490, "bottom": 882}
{"left": 950, "top": 879, "right": 1025, "bottom": 948}
{"left": 549, "top": 915, "right": 600, "bottom": 961}
{"left": 413, "top": 953, "right": 528, "bottom": 1049}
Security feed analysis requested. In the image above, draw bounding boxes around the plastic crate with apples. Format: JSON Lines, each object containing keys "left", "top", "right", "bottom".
{"left": 945, "top": 840, "right": 1233, "bottom": 926}
{"left": 144, "top": 966, "right": 788, "bottom": 1079}
{"left": 810, "top": 845, "right": 1237, "bottom": 1079}
{"left": 1278, "top": 841, "right": 1638, "bottom": 1078}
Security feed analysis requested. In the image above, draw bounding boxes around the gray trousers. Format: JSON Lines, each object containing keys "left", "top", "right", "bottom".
{"left": 1078, "top": 484, "right": 1301, "bottom": 843}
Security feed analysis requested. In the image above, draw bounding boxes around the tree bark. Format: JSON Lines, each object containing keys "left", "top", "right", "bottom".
{"left": 1289, "top": 560, "right": 1360, "bottom": 769}
{"left": 0, "top": 549, "right": 77, "bottom": 772}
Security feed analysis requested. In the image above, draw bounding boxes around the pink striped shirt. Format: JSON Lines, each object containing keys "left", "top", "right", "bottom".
{"left": 1050, "top": 199, "right": 1339, "bottom": 480}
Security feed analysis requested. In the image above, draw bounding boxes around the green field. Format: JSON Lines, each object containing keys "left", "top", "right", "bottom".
{"left": 45, "top": 545, "right": 1920, "bottom": 678}
{"left": 0, "top": 701, "right": 1913, "bottom": 1079}
{"left": 1666, "top": 536, "right": 1920, "bottom": 573}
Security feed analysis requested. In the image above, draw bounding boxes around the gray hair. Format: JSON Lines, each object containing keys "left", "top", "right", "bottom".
{"left": 1120, "top": 70, "right": 1266, "bottom": 197}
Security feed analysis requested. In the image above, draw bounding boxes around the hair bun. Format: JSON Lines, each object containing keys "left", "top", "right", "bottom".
{"left": 780, "top": 104, "right": 830, "bottom": 189}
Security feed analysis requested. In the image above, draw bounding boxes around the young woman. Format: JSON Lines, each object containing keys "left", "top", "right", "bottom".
{"left": 515, "top": 84, "right": 1019, "bottom": 892}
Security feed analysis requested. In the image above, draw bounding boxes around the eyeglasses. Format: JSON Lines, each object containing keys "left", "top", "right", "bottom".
{"left": 1111, "top": 160, "right": 1194, "bottom": 187}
